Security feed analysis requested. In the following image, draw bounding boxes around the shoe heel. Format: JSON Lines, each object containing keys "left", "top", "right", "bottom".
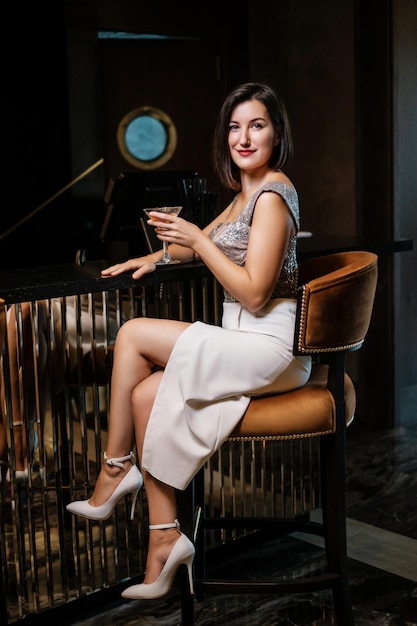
{"left": 184, "top": 553, "right": 194, "bottom": 594}
{"left": 129, "top": 487, "right": 140, "bottom": 520}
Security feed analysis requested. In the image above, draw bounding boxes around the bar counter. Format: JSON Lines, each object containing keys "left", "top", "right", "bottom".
{"left": 0, "top": 234, "right": 412, "bottom": 304}
{"left": 0, "top": 258, "right": 212, "bottom": 304}
{"left": 0, "top": 259, "right": 226, "bottom": 625}
{"left": 1, "top": 257, "right": 317, "bottom": 625}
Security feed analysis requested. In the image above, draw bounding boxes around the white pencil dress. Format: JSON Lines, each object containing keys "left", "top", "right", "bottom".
{"left": 141, "top": 182, "right": 312, "bottom": 490}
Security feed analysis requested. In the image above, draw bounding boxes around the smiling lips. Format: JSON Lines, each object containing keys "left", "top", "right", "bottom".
{"left": 237, "top": 150, "right": 254, "bottom": 156}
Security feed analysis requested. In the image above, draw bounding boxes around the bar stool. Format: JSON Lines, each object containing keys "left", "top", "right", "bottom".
{"left": 182, "top": 250, "right": 378, "bottom": 626}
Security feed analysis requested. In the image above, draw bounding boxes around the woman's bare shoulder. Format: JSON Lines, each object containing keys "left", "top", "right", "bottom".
{"left": 266, "top": 171, "right": 295, "bottom": 191}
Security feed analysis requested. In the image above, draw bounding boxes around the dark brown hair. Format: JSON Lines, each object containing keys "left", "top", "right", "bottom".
{"left": 212, "top": 83, "right": 293, "bottom": 191}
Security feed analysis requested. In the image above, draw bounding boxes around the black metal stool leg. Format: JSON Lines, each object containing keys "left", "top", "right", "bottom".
{"left": 177, "top": 481, "right": 197, "bottom": 625}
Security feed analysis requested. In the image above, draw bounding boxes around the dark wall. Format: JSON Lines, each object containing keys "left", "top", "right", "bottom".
{"left": 249, "top": 0, "right": 356, "bottom": 240}
{"left": 2, "top": 4, "right": 75, "bottom": 269}
{"left": 1, "top": 0, "right": 251, "bottom": 270}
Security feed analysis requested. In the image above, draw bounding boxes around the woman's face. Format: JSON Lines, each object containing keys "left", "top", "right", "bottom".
{"left": 228, "top": 99, "right": 278, "bottom": 172}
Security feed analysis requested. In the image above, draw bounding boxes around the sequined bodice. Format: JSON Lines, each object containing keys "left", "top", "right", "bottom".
{"left": 209, "top": 182, "right": 300, "bottom": 302}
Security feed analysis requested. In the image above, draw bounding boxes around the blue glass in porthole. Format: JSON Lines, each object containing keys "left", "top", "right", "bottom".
{"left": 125, "top": 115, "right": 168, "bottom": 161}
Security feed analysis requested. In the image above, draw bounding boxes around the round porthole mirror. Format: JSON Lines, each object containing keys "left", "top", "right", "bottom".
{"left": 117, "top": 106, "right": 178, "bottom": 170}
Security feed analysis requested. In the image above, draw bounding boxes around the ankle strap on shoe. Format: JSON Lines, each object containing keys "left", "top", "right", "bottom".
{"left": 149, "top": 518, "right": 180, "bottom": 530}
{"left": 103, "top": 450, "right": 134, "bottom": 469}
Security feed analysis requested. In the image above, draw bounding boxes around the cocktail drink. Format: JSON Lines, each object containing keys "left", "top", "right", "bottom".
{"left": 143, "top": 206, "right": 182, "bottom": 264}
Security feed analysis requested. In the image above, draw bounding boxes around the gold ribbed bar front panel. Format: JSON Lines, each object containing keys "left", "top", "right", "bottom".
{"left": 0, "top": 277, "right": 319, "bottom": 623}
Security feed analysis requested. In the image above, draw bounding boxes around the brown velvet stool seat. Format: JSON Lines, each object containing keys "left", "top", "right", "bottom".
{"left": 181, "top": 251, "right": 378, "bottom": 626}
{"left": 230, "top": 364, "right": 356, "bottom": 441}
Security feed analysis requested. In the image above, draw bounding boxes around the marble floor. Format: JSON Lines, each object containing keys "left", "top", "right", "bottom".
{"left": 18, "top": 422, "right": 417, "bottom": 625}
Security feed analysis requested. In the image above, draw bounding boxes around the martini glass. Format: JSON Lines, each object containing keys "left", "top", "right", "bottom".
{"left": 143, "top": 206, "right": 182, "bottom": 264}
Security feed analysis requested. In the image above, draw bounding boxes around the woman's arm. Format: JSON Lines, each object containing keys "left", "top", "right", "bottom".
{"left": 101, "top": 244, "right": 195, "bottom": 280}
{"left": 101, "top": 204, "right": 233, "bottom": 280}
{"left": 101, "top": 194, "right": 293, "bottom": 310}
{"left": 194, "top": 192, "right": 294, "bottom": 311}
{"left": 152, "top": 192, "right": 294, "bottom": 312}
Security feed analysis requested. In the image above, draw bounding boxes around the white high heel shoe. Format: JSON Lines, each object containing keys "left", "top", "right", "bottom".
{"left": 121, "top": 519, "right": 195, "bottom": 599}
{"left": 66, "top": 451, "right": 143, "bottom": 521}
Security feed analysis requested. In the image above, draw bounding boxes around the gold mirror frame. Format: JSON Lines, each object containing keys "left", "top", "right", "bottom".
{"left": 117, "top": 106, "right": 178, "bottom": 170}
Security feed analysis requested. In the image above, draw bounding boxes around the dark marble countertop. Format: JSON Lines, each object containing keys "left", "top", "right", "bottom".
{"left": 0, "top": 259, "right": 212, "bottom": 304}
{"left": 0, "top": 237, "right": 412, "bottom": 305}
{"left": 296, "top": 235, "right": 413, "bottom": 260}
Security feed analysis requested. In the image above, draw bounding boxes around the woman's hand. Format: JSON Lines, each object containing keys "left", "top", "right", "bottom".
{"left": 101, "top": 213, "right": 205, "bottom": 281}
{"left": 101, "top": 257, "right": 156, "bottom": 280}
{"left": 146, "top": 211, "right": 203, "bottom": 249}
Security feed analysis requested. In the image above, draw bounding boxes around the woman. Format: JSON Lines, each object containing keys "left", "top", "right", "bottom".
{"left": 67, "top": 82, "right": 312, "bottom": 600}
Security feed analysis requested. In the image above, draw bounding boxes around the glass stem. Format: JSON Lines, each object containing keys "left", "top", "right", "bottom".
{"left": 162, "top": 241, "right": 171, "bottom": 263}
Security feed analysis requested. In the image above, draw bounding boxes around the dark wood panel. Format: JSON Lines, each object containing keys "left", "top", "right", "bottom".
{"left": 99, "top": 38, "right": 225, "bottom": 193}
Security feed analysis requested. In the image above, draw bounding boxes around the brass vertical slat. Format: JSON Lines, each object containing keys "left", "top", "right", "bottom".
{"left": 12, "top": 304, "right": 32, "bottom": 616}
{"left": 260, "top": 440, "right": 267, "bottom": 517}
{"left": 50, "top": 297, "right": 71, "bottom": 604}
{"left": 189, "top": 280, "right": 197, "bottom": 322}
{"left": 238, "top": 441, "right": 245, "bottom": 519}
{"left": 16, "top": 305, "right": 37, "bottom": 610}
{"left": 225, "top": 443, "right": 234, "bottom": 523}
{"left": 201, "top": 278, "right": 208, "bottom": 322}
{"left": 218, "top": 446, "right": 226, "bottom": 543}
